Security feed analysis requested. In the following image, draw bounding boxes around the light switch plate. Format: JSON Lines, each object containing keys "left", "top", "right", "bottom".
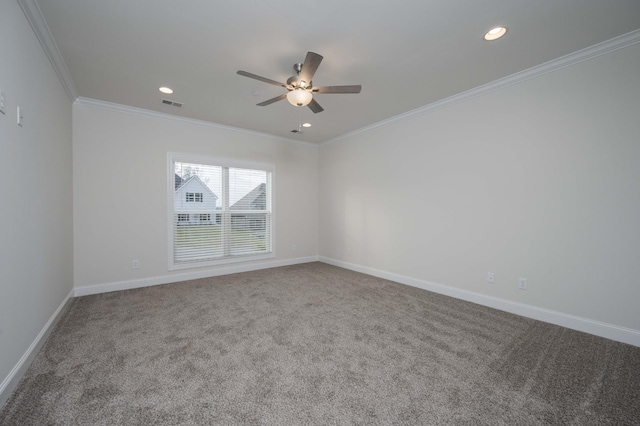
{"left": 0, "top": 91, "right": 6, "bottom": 115}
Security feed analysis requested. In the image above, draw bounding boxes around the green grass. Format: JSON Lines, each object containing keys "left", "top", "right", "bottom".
{"left": 175, "top": 224, "right": 266, "bottom": 252}
{"left": 175, "top": 224, "right": 221, "bottom": 248}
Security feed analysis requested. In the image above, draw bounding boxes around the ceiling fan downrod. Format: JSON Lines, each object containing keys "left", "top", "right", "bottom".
{"left": 236, "top": 51, "right": 361, "bottom": 114}
{"left": 287, "top": 63, "right": 310, "bottom": 89}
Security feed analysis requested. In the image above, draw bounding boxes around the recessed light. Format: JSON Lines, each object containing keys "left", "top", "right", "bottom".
{"left": 302, "top": 123, "right": 311, "bottom": 128}
{"left": 484, "top": 26, "right": 507, "bottom": 41}
{"left": 159, "top": 86, "right": 173, "bottom": 94}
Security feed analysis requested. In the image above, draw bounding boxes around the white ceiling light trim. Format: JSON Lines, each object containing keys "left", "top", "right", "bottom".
{"left": 484, "top": 26, "right": 507, "bottom": 41}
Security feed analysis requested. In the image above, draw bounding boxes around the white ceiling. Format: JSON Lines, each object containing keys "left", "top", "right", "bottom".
{"left": 31, "top": 0, "right": 640, "bottom": 144}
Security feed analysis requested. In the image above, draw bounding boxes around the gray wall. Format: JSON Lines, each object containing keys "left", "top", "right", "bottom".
{"left": 2, "top": 0, "right": 639, "bottom": 407}
{"left": 72, "top": 103, "right": 319, "bottom": 290}
{"left": 320, "top": 42, "right": 640, "bottom": 335}
{"left": 0, "top": 0, "right": 73, "bottom": 404}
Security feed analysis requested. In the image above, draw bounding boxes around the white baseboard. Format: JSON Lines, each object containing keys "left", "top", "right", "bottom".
{"left": 4, "top": 254, "right": 635, "bottom": 412}
{"left": 74, "top": 256, "right": 320, "bottom": 297}
{"left": 0, "top": 288, "right": 74, "bottom": 410}
{"left": 1, "top": 257, "right": 318, "bottom": 409}
{"left": 6, "top": 256, "right": 635, "bottom": 412}
{"left": 319, "top": 257, "right": 640, "bottom": 347}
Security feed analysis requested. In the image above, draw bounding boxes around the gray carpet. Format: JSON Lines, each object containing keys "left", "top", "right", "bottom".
{"left": 1, "top": 262, "right": 639, "bottom": 425}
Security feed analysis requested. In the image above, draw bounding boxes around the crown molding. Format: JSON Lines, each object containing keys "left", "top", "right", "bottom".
{"left": 74, "top": 97, "right": 318, "bottom": 147}
{"left": 322, "top": 29, "right": 640, "bottom": 146}
{"left": 18, "top": 0, "right": 639, "bottom": 147}
{"left": 18, "top": 0, "right": 79, "bottom": 102}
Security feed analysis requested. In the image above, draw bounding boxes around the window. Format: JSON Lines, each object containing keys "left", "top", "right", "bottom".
{"left": 186, "top": 192, "right": 203, "bottom": 202}
{"left": 169, "top": 153, "right": 274, "bottom": 269}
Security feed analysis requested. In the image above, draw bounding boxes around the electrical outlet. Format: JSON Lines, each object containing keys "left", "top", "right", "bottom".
{"left": 132, "top": 259, "right": 140, "bottom": 269}
{"left": 17, "top": 106, "right": 23, "bottom": 126}
{"left": 291, "top": 244, "right": 297, "bottom": 251}
{"left": 518, "top": 277, "right": 528, "bottom": 290}
{"left": 487, "top": 272, "right": 495, "bottom": 284}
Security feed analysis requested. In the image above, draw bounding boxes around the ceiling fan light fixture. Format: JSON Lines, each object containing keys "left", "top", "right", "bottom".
{"left": 286, "top": 88, "right": 313, "bottom": 107}
{"left": 237, "top": 51, "right": 360, "bottom": 114}
{"left": 484, "top": 26, "right": 507, "bottom": 41}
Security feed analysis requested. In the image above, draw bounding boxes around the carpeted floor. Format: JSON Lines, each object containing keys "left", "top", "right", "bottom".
{"left": 1, "top": 262, "right": 639, "bottom": 425}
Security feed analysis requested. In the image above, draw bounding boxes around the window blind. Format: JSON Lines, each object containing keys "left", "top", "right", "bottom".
{"left": 171, "top": 159, "right": 272, "bottom": 267}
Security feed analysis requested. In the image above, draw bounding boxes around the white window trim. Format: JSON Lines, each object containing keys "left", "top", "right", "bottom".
{"left": 167, "top": 152, "right": 276, "bottom": 271}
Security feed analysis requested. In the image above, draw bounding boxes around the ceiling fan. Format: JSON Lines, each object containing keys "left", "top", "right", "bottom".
{"left": 237, "top": 51, "right": 361, "bottom": 113}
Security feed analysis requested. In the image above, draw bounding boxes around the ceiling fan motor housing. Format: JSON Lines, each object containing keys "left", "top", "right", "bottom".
{"left": 236, "top": 51, "right": 361, "bottom": 114}
{"left": 286, "top": 75, "right": 311, "bottom": 90}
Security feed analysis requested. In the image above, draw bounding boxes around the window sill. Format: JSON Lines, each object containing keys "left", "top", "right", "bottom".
{"left": 168, "top": 251, "right": 275, "bottom": 271}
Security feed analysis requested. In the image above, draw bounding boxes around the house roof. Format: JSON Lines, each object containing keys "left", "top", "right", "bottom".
{"left": 174, "top": 175, "right": 218, "bottom": 200}
{"left": 174, "top": 174, "right": 184, "bottom": 190}
{"left": 231, "top": 183, "right": 266, "bottom": 211}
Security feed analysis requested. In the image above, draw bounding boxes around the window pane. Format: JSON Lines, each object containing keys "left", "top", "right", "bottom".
{"left": 171, "top": 159, "right": 272, "bottom": 267}
{"left": 229, "top": 168, "right": 267, "bottom": 210}
{"left": 230, "top": 213, "right": 268, "bottom": 255}
{"left": 173, "top": 162, "right": 222, "bottom": 263}
{"left": 174, "top": 218, "right": 223, "bottom": 262}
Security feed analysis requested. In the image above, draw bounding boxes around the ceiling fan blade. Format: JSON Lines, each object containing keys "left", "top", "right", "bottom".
{"left": 299, "top": 52, "right": 323, "bottom": 85}
{"left": 312, "top": 85, "right": 362, "bottom": 94}
{"left": 307, "top": 98, "right": 324, "bottom": 113}
{"left": 237, "top": 70, "right": 287, "bottom": 88}
{"left": 257, "top": 93, "right": 287, "bottom": 106}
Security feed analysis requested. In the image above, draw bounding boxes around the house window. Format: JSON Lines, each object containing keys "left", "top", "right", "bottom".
{"left": 186, "top": 192, "right": 203, "bottom": 202}
{"left": 169, "top": 153, "right": 274, "bottom": 269}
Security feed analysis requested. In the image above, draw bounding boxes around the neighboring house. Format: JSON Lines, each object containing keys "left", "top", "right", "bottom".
{"left": 174, "top": 175, "right": 219, "bottom": 225}
{"left": 174, "top": 173, "right": 184, "bottom": 190}
{"left": 231, "top": 183, "right": 266, "bottom": 210}
{"left": 230, "top": 183, "right": 267, "bottom": 231}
